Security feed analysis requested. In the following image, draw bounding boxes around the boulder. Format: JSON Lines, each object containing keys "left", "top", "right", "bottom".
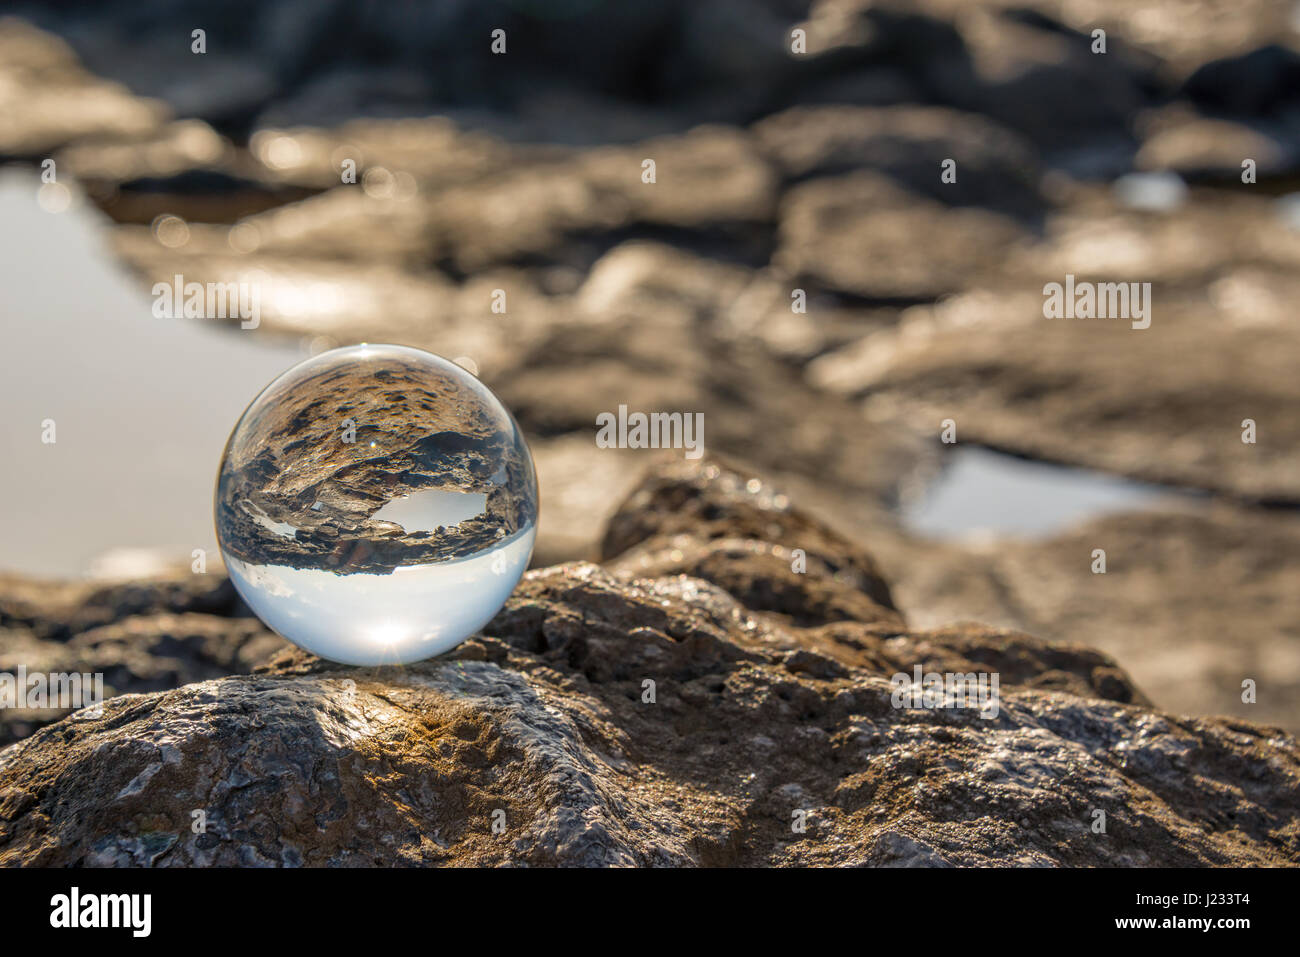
{"left": 1, "top": 460, "right": 1295, "bottom": 866}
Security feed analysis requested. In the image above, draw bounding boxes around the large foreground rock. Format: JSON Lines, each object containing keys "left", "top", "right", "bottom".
{"left": 1, "top": 460, "right": 1295, "bottom": 867}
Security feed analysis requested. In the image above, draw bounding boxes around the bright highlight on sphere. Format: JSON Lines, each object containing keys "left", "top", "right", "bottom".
{"left": 214, "top": 344, "right": 538, "bottom": 665}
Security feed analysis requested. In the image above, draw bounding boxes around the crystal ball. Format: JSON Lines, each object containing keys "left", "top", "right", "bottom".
{"left": 214, "top": 344, "right": 538, "bottom": 665}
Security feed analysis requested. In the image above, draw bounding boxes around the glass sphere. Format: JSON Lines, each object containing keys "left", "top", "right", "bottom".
{"left": 214, "top": 344, "right": 537, "bottom": 665}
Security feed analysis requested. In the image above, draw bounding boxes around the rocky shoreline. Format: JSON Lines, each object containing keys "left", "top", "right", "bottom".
{"left": 2, "top": 459, "right": 1295, "bottom": 866}
{"left": 2, "top": 2, "right": 1299, "bottom": 864}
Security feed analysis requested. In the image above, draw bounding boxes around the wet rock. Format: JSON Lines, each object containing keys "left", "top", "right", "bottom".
{"left": 245, "top": 119, "right": 526, "bottom": 191}
{"left": 574, "top": 240, "right": 754, "bottom": 322}
{"left": 0, "top": 572, "right": 283, "bottom": 745}
{"left": 387, "top": 126, "right": 777, "bottom": 274}
{"left": 1135, "top": 106, "right": 1296, "bottom": 181}
{"left": 950, "top": 16, "right": 1153, "bottom": 171}
{"left": 0, "top": 570, "right": 244, "bottom": 640}
{"left": 1, "top": 460, "right": 1295, "bottom": 867}
{"left": 752, "top": 104, "right": 1044, "bottom": 220}
{"left": 807, "top": 179, "right": 1300, "bottom": 503}
{"left": 110, "top": 123, "right": 776, "bottom": 277}
{"left": 1016, "top": 185, "right": 1300, "bottom": 284}
{"left": 491, "top": 246, "right": 931, "bottom": 521}
{"left": 8, "top": 0, "right": 1293, "bottom": 164}
{"left": 577, "top": 126, "right": 779, "bottom": 230}
{"left": 67, "top": 613, "right": 283, "bottom": 691}
{"left": 811, "top": 278, "right": 1300, "bottom": 503}
{"left": 600, "top": 457, "right": 899, "bottom": 620}
{"left": 100, "top": 169, "right": 316, "bottom": 228}
{"left": 797, "top": 2, "right": 1160, "bottom": 169}
{"left": 1182, "top": 44, "right": 1300, "bottom": 119}
{"left": 3, "top": 3, "right": 1300, "bottom": 868}
{"left": 717, "top": 269, "right": 899, "bottom": 364}
{"left": 775, "top": 171, "right": 1027, "bottom": 299}
{"left": 111, "top": 222, "right": 502, "bottom": 341}
{"left": 53, "top": 120, "right": 229, "bottom": 184}
{"left": 874, "top": 498, "right": 1300, "bottom": 733}
{"left": 0, "top": 17, "right": 168, "bottom": 158}
{"left": 954, "top": 0, "right": 1300, "bottom": 77}
{"left": 106, "top": 223, "right": 931, "bottom": 548}
{"left": 5, "top": 1, "right": 797, "bottom": 137}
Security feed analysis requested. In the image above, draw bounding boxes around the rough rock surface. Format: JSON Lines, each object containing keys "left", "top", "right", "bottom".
{"left": 1, "top": 460, "right": 1295, "bottom": 867}
{"left": 870, "top": 497, "right": 1300, "bottom": 733}
{"left": 3, "top": 4, "right": 1300, "bottom": 859}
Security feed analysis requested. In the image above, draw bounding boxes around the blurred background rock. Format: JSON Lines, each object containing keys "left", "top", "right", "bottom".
{"left": 1, "top": 0, "right": 1298, "bottom": 732}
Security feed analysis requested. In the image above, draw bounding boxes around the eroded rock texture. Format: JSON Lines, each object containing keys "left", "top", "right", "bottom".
{"left": 2, "top": 4, "right": 1300, "bottom": 865}
{"left": 1, "top": 461, "right": 1295, "bottom": 867}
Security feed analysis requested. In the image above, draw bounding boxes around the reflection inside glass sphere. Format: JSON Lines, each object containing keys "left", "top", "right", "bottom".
{"left": 214, "top": 344, "right": 537, "bottom": 665}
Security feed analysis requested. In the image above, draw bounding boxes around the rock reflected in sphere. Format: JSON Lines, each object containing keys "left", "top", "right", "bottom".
{"left": 214, "top": 344, "right": 537, "bottom": 665}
